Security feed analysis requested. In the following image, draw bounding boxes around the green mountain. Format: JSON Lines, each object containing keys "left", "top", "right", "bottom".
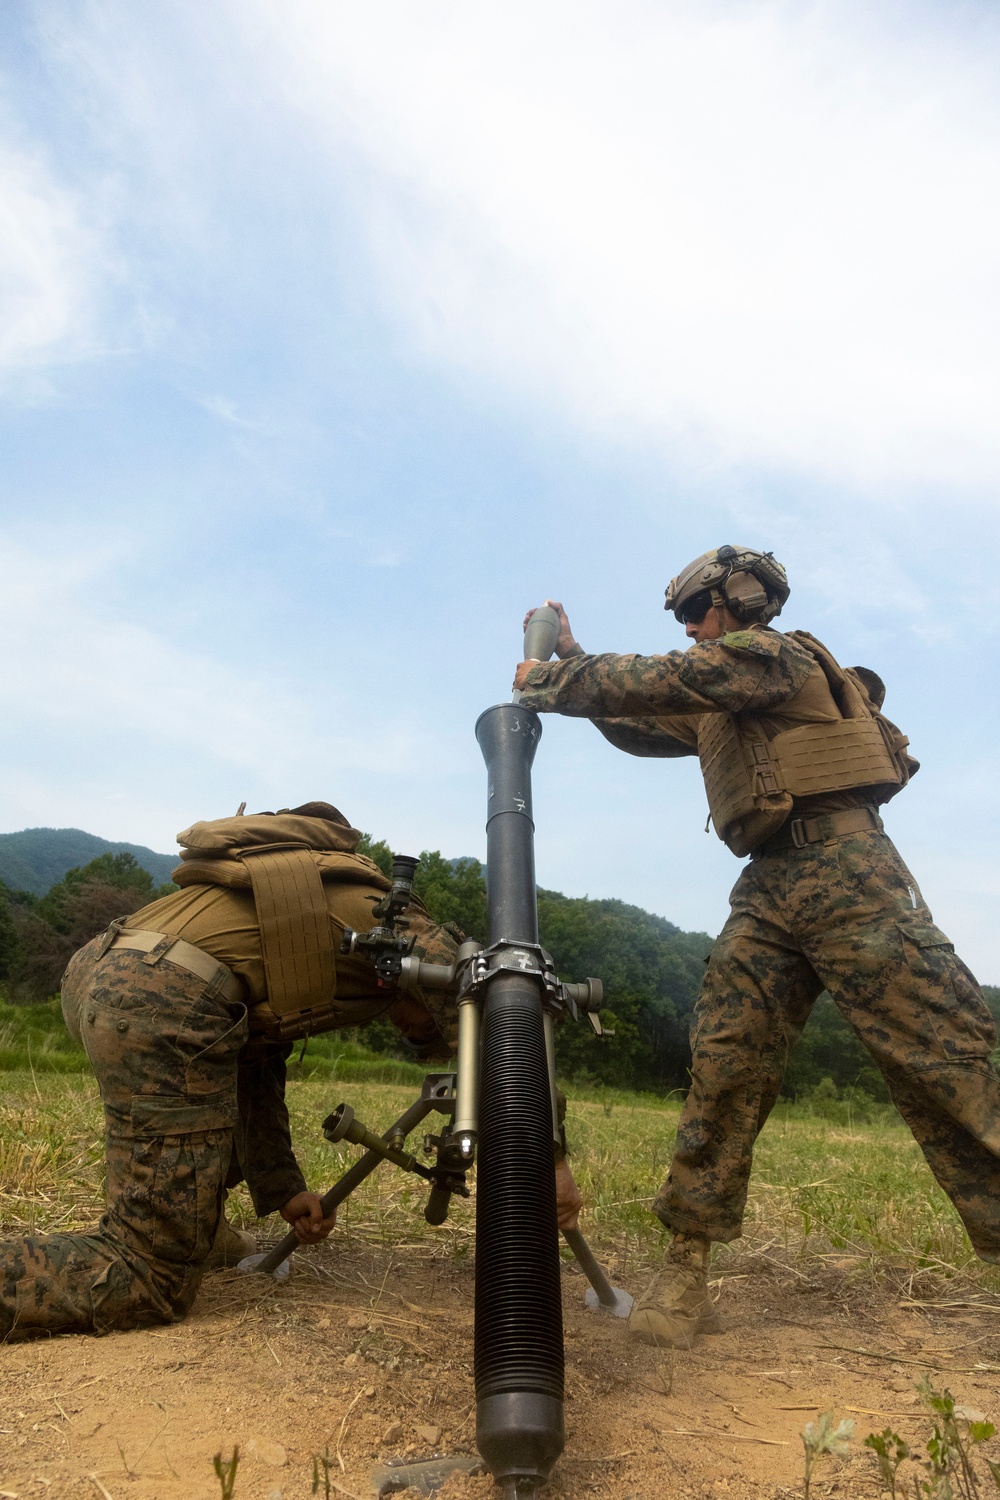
{"left": 2, "top": 828, "right": 996, "bottom": 1103}
{"left": 0, "top": 828, "right": 177, "bottom": 897}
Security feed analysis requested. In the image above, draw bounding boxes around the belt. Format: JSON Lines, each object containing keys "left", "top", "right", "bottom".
{"left": 754, "top": 806, "right": 884, "bottom": 857}
{"left": 109, "top": 928, "right": 244, "bottom": 1005}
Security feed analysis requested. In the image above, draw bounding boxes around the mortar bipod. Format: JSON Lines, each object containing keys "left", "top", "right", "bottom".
{"left": 241, "top": 1073, "right": 462, "bottom": 1278}
{"left": 239, "top": 1066, "right": 632, "bottom": 1322}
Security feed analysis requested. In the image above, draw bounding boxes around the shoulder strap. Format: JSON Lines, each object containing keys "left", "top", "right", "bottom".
{"left": 239, "top": 846, "right": 337, "bottom": 1018}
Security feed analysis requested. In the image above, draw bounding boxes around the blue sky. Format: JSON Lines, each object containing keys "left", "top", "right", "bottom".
{"left": 2, "top": 1, "right": 999, "bottom": 978}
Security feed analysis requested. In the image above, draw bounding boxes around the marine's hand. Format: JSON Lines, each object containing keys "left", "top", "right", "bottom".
{"left": 386, "top": 994, "right": 450, "bottom": 1059}
{"left": 555, "top": 1156, "right": 583, "bottom": 1232}
{"left": 513, "top": 659, "right": 538, "bottom": 693}
{"left": 280, "top": 1191, "right": 337, "bottom": 1244}
{"left": 523, "top": 599, "right": 581, "bottom": 659}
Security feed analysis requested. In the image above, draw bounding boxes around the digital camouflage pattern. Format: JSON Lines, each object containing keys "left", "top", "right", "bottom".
{"left": 524, "top": 623, "right": 1000, "bottom": 1261}
{"left": 1, "top": 949, "right": 250, "bottom": 1339}
{"left": 654, "top": 829, "right": 1000, "bottom": 1256}
{"left": 1, "top": 896, "right": 462, "bottom": 1341}
{"left": 519, "top": 628, "right": 816, "bottom": 723}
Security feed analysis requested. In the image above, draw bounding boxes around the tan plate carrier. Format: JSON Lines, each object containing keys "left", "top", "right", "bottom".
{"left": 171, "top": 809, "right": 394, "bottom": 1037}
{"left": 698, "top": 630, "right": 918, "bottom": 857}
{"left": 238, "top": 844, "right": 339, "bottom": 1021}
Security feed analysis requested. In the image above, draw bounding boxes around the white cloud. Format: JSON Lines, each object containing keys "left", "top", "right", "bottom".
{"left": 197, "top": 394, "right": 259, "bottom": 428}
{"left": 0, "top": 534, "right": 430, "bottom": 788}
{"left": 236, "top": 0, "right": 1000, "bottom": 496}
{"left": 4, "top": 4, "right": 999, "bottom": 972}
{"left": 0, "top": 527, "right": 489, "bottom": 857}
{"left": 0, "top": 137, "right": 103, "bottom": 379}
{"left": 18, "top": 2, "right": 1000, "bottom": 495}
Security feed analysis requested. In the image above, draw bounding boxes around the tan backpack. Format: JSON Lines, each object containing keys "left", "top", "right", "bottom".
{"left": 172, "top": 808, "right": 390, "bottom": 1035}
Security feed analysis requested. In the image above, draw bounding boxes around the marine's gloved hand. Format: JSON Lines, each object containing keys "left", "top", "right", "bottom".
{"left": 280, "top": 1191, "right": 337, "bottom": 1244}
{"left": 522, "top": 599, "right": 581, "bottom": 660}
{"left": 555, "top": 1156, "right": 583, "bottom": 1233}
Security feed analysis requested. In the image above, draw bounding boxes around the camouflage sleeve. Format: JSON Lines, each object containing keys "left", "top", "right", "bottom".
{"left": 592, "top": 714, "right": 699, "bottom": 758}
{"left": 393, "top": 902, "right": 461, "bottom": 1056}
{"left": 519, "top": 630, "right": 814, "bottom": 719}
{"left": 231, "top": 1042, "right": 308, "bottom": 1217}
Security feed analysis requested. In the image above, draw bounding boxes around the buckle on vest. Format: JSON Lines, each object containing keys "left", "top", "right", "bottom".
{"left": 97, "top": 918, "right": 127, "bottom": 958}
{"left": 789, "top": 817, "right": 807, "bottom": 848}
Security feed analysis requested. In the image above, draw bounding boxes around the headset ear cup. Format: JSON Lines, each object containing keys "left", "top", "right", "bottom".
{"left": 668, "top": 546, "right": 789, "bottom": 622}
{"left": 723, "top": 570, "right": 769, "bottom": 622}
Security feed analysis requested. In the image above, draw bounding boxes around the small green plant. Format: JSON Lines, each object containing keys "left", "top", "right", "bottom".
{"left": 801, "top": 1409, "right": 854, "bottom": 1498}
{"left": 866, "top": 1380, "right": 1000, "bottom": 1498}
{"left": 213, "top": 1445, "right": 240, "bottom": 1500}
{"left": 865, "top": 1428, "right": 910, "bottom": 1498}
{"left": 312, "top": 1446, "right": 334, "bottom": 1498}
{"left": 914, "top": 1376, "right": 997, "bottom": 1498}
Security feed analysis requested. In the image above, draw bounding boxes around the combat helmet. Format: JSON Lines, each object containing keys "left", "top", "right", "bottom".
{"left": 664, "top": 545, "right": 789, "bottom": 625}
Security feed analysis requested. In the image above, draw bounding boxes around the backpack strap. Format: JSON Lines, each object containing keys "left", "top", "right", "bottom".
{"left": 239, "top": 845, "right": 337, "bottom": 1017}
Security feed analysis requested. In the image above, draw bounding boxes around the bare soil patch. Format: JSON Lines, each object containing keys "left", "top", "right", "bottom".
{"left": 4, "top": 1239, "right": 1000, "bottom": 1500}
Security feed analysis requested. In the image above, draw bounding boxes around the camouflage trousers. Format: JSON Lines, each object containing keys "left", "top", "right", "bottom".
{"left": 655, "top": 830, "right": 1000, "bottom": 1256}
{"left": 0, "top": 947, "right": 246, "bottom": 1340}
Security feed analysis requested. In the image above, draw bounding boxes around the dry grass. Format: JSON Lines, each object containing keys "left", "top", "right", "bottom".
{"left": 6, "top": 1072, "right": 1000, "bottom": 1500}
{"left": 2, "top": 1069, "right": 999, "bottom": 1302}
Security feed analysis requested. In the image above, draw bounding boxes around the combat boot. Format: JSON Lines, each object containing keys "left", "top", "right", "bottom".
{"left": 204, "top": 1214, "right": 257, "bottom": 1270}
{"left": 628, "top": 1233, "right": 720, "bottom": 1347}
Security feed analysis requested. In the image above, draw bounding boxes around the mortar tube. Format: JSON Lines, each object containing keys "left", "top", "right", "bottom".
{"left": 474, "top": 702, "right": 564, "bottom": 1491}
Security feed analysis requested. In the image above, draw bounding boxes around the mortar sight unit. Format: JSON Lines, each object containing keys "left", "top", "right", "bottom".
{"left": 240, "top": 603, "right": 631, "bottom": 1497}
{"left": 339, "top": 852, "right": 420, "bottom": 984}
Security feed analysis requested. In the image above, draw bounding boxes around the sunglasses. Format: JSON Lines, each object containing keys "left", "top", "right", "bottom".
{"left": 678, "top": 589, "right": 714, "bottom": 625}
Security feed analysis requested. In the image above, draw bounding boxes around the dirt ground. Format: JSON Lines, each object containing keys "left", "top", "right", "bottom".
{"left": 2, "top": 1238, "right": 1000, "bottom": 1500}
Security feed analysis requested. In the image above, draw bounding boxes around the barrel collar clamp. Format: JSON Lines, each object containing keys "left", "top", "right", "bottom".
{"left": 469, "top": 939, "right": 565, "bottom": 1010}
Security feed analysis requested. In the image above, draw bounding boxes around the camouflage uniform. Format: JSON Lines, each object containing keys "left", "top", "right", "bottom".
{"left": 0, "top": 876, "right": 459, "bottom": 1341}
{"left": 519, "top": 633, "right": 1000, "bottom": 1257}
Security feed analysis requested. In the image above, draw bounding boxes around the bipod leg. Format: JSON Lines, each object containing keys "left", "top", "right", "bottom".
{"left": 562, "top": 1228, "right": 633, "bottom": 1318}
{"left": 240, "top": 1093, "right": 440, "bottom": 1279}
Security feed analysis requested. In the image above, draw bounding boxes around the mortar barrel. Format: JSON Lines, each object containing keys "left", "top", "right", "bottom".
{"left": 474, "top": 703, "right": 564, "bottom": 1489}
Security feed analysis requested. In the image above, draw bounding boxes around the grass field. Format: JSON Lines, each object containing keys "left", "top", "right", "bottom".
{"left": 6, "top": 1006, "right": 1000, "bottom": 1500}
{"left": 2, "top": 1059, "right": 996, "bottom": 1293}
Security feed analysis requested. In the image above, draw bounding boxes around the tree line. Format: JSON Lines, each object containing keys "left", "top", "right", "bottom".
{"left": 2, "top": 840, "right": 997, "bottom": 1102}
{"left": 0, "top": 853, "right": 172, "bottom": 1001}
{"left": 359, "top": 841, "right": 1000, "bottom": 1101}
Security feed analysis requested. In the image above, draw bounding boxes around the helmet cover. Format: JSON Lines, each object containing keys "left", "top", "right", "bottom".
{"left": 664, "top": 545, "right": 789, "bottom": 625}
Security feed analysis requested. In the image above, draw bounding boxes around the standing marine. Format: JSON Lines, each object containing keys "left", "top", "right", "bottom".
{"left": 514, "top": 546, "right": 1000, "bottom": 1346}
